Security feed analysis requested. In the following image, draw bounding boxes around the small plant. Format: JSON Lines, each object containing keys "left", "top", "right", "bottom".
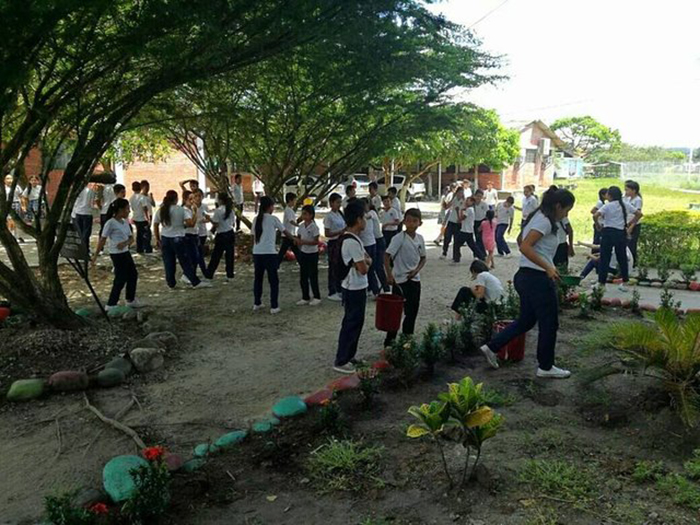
{"left": 590, "top": 284, "right": 604, "bottom": 311}
{"left": 657, "top": 261, "right": 671, "bottom": 282}
{"left": 632, "top": 460, "right": 664, "bottom": 483}
{"left": 630, "top": 289, "right": 641, "bottom": 314}
{"left": 496, "top": 280, "right": 520, "bottom": 320}
{"left": 44, "top": 492, "right": 103, "bottom": 525}
{"left": 385, "top": 333, "right": 419, "bottom": 386}
{"left": 418, "top": 323, "right": 446, "bottom": 375}
{"left": 318, "top": 396, "right": 346, "bottom": 435}
{"left": 121, "top": 446, "right": 171, "bottom": 522}
{"left": 556, "top": 279, "right": 573, "bottom": 311}
{"left": 684, "top": 450, "right": 700, "bottom": 480}
{"left": 519, "top": 459, "right": 597, "bottom": 502}
{"left": 577, "top": 291, "right": 592, "bottom": 318}
{"left": 442, "top": 321, "right": 465, "bottom": 362}
{"left": 656, "top": 473, "right": 700, "bottom": 510}
{"left": 636, "top": 266, "right": 649, "bottom": 281}
{"left": 659, "top": 286, "right": 682, "bottom": 311}
{"left": 356, "top": 364, "right": 379, "bottom": 409}
{"left": 681, "top": 264, "right": 697, "bottom": 283}
{"left": 482, "top": 388, "right": 517, "bottom": 407}
{"left": 308, "top": 439, "right": 384, "bottom": 493}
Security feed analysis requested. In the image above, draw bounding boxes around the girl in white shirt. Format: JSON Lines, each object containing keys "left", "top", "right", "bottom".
{"left": 22, "top": 176, "right": 43, "bottom": 224}
{"left": 4, "top": 175, "right": 24, "bottom": 242}
{"left": 323, "top": 193, "right": 347, "bottom": 301}
{"left": 252, "top": 196, "right": 292, "bottom": 313}
{"left": 451, "top": 259, "right": 504, "bottom": 318}
{"left": 590, "top": 187, "right": 608, "bottom": 246}
{"left": 624, "top": 180, "right": 643, "bottom": 266}
{"left": 205, "top": 193, "right": 236, "bottom": 281}
{"left": 453, "top": 196, "right": 477, "bottom": 263}
{"left": 92, "top": 198, "right": 143, "bottom": 310}
{"left": 516, "top": 185, "right": 539, "bottom": 228}
{"left": 440, "top": 186, "right": 464, "bottom": 259}
{"left": 295, "top": 205, "right": 322, "bottom": 305}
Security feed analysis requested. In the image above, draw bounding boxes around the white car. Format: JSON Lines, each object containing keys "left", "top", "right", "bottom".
{"left": 376, "top": 174, "right": 426, "bottom": 201}
{"left": 343, "top": 173, "right": 371, "bottom": 198}
{"left": 283, "top": 175, "right": 345, "bottom": 206}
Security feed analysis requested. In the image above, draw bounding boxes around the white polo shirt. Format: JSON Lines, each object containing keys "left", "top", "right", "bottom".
{"left": 473, "top": 201, "right": 489, "bottom": 221}
{"left": 298, "top": 221, "right": 320, "bottom": 254}
{"left": 252, "top": 214, "right": 285, "bottom": 255}
{"left": 461, "top": 206, "right": 475, "bottom": 234}
{"left": 154, "top": 205, "right": 186, "bottom": 238}
{"left": 381, "top": 207, "right": 401, "bottom": 231}
{"left": 130, "top": 193, "right": 146, "bottom": 222}
{"left": 496, "top": 203, "right": 514, "bottom": 225}
{"left": 101, "top": 218, "right": 132, "bottom": 254}
{"left": 283, "top": 206, "right": 297, "bottom": 236}
{"left": 323, "top": 210, "right": 346, "bottom": 241}
{"left": 521, "top": 195, "right": 539, "bottom": 221}
{"left": 211, "top": 205, "right": 235, "bottom": 234}
{"left": 519, "top": 211, "right": 559, "bottom": 272}
{"left": 73, "top": 187, "right": 95, "bottom": 216}
{"left": 386, "top": 231, "right": 426, "bottom": 284}
{"left": 359, "top": 211, "right": 378, "bottom": 247}
{"left": 23, "top": 185, "right": 42, "bottom": 202}
{"left": 447, "top": 196, "right": 463, "bottom": 224}
{"left": 341, "top": 233, "right": 368, "bottom": 290}
{"left": 484, "top": 188, "right": 499, "bottom": 206}
{"left": 598, "top": 201, "right": 638, "bottom": 230}
{"left": 474, "top": 272, "right": 504, "bottom": 301}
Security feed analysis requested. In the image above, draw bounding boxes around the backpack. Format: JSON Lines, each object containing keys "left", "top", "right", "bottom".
{"left": 336, "top": 233, "right": 362, "bottom": 282}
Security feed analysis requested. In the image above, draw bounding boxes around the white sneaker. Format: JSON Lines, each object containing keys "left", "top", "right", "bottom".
{"left": 439, "top": 254, "right": 446, "bottom": 260}
{"left": 126, "top": 299, "right": 145, "bottom": 309}
{"left": 309, "top": 298, "right": 322, "bottom": 306}
{"left": 480, "top": 344, "right": 499, "bottom": 369}
{"left": 180, "top": 275, "right": 192, "bottom": 285}
{"left": 333, "top": 363, "right": 356, "bottom": 374}
{"left": 270, "top": 307, "right": 281, "bottom": 314}
{"left": 618, "top": 283, "right": 629, "bottom": 293}
{"left": 504, "top": 253, "right": 512, "bottom": 259}
{"left": 253, "top": 304, "right": 263, "bottom": 311}
{"left": 536, "top": 366, "right": 571, "bottom": 379}
{"left": 193, "top": 280, "right": 213, "bottom": 289}
{"left": 328, "top": 294, "right": 342, "bottom": 302}
{"left": 449, "top": 260, "right": 460, "bottom": 266}
{"left": 105, "top": 304, "right": 117, "bottom": 312}
{"left": 296, "top": 299, "right": 310, "bottom": 306}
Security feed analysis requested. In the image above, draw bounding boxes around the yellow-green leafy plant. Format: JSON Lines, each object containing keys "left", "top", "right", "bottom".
{"left": 407, "top": 401, "right": 456, "bottom": 485}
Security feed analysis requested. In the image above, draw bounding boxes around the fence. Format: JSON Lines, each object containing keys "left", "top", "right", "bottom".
{"left": 617, "top": 162, "right": 700, "bottom": 190}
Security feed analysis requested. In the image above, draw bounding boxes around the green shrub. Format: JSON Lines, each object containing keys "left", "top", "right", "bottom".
{"left": 632, "top": 460, "right": 664, "bottom": 482}
{"left": 656, "top": 473, "right": 700, "bottom": 510}
{"left": 638, "top": 211, "right": 700, "bottom": 269}
{"left": 684, "top": 450, "right": 700, "bottom": 480}
{"left": 385, "top": 334, "right": 419, "bottom": 385}
{"left": 418, "top": 323, "right": 446, "bottom": 375}
{"left": 308, "top": 439, "right": 384, "bottom": 493}
{"left": 44, "top": 493, "right": 96, "bottom": 525}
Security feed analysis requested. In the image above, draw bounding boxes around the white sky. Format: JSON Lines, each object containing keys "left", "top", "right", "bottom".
{"left": 431, "top": 0, "right": 700, "bottom": 147}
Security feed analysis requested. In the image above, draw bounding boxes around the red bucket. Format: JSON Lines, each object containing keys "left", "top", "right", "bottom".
{"left": 375, "top": 294, "right": 405, "bottom": 332}
{"left": 494, "top": 321, "right": 525, "bottom": 362}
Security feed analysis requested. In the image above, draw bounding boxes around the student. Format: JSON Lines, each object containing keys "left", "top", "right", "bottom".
{"left": 384, "top": 208, "right": 427, "bottom": 347}
{"left": 369, "top": 181, "right": 382, "bottom": 212}
{"left": 479, "top": 209, "right": 497, "bottom": 269}
{"left": 483, "top": 181, "right": 499, "bottom": 209}
{"left": 342, "top": 185, "right": 357, "bottom": 209}
{"left": 140, "top": 180, "right": 155, "bottom": 253}
{"left": 22, "top": 175, "right": 44, "bottom": 224}
{"left": 252, "top": 196, "right": 292, "bottom": 313}
{"left": 72, "top": 184, "right": 96, "bottom": 251}
{"left": 591, "top": 187, "right": 608, "bottom": 246}
{"left": 593, "top": 185, "right": 642, "bottom": 292}
{"left": 577, "top": 241, "right": 633, "bottom": 283}
{"left": 440, "top": 186, "right": 464, "bottom": 260}
{"left": 4, "top": 174, "right": 24, "bottom": 241}
{"left": 462, "top": 179, "right": 473, "bottom": 199}
{"left": 552, "top": 217, "right": 574, "bottom": 273}
{"left": 278, "top": 192, "right": 301, "bottom": 263}
{"left": 205, "top": 192, "right": 236, "bottom": 281}
{"left": 253, "top": 177, "right": 265, "bottom": 213}
{"left": 495, "top": 196, "right": 515, "bottom": 257}
{"left": 451, "top": 260, "right": 504, "bottom": 318}
{"left": 193, "top": 189, "right": 209, "bottom": 265}
{"left": 453, "top": 196, "right": 477, "bottom": 264}
{"left": 480, "top": 187, "right": 576, "bottom": 379}
{"left": 295, "top": 205, "right": 322, "bottom": 306}
{"left": 381, "top": 195, "right": 402, "bottom": 247}
{"left": 359, "top": 198, "right": 381, "bottom": 298}
{"left": 130, "top": 182, "right": 147, "bottom": 254}
{"left": 516, "top": 185, "right": 539, "bottom": 228}
{"left": 624, "top": 180, "right": 643, "bottom": 266}
{"left": 324, "top": 192, "right": 346, "bottom": 302}
{"left": 182, "top": 190, "right": 205, "bottom": 280}
{"left": 154, "top": 190, "right": 210, "bottom": 290}
{"left": 334, "top": 200, "right": 372, "bottom": 374}
{"left": 387, "top": 186, "right": 403, "bottom": 216}
{"left": 231, "top": 173, "right": 245, "bottom": 232}
{"left": 179, "top": 178, "right": 199, "bottom": 193}
{"left": 92, "top": 198, "right": 143, "bottom": 310}
{"left": 472, "top": 189, "right": 489, "bottom": 260}
{"left": 434, "top": 183, "right": 456, "bottom": 246}
{"left": 369, "top": 199, "right": 389, "bottom": 293}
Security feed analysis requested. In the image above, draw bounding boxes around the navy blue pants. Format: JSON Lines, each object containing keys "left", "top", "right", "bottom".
{"left": 599, "top": 227, "right": 628, "bottom": 284}
{"left": 206, "top": 230, "right": 235, "bottom": 279}
{"left": 336, "top": 288, "right": 367, "bottom": 366}
{"left": 278, "top": 236, "right": 301, "bottom": 263}
{"left": 384, "top": 280, "right": 421, "bottom": 347}
{"left": 454, "top": 231, "right": 477, "bottom": 262}
{"left": 374, "top": 237, "right": 389, "bottom": 292}
{"left": 108, "top": 252, "right": 138, "bottom": 306}
{"left": 442, "top": 222, "right": 460, "bottom": 257}
{"left": 384, "top": 230, "right": 399, "bottom": 248}
{"left": 73, "top": 214, "right": 93, "bottom": 251}
{"left": 327, "top": 239, "right": 341, "bottom": 296}
{"left": 184, "top": 234, "right": 204, "bottom": 279}
{"left": 134, "top": 221, "right": 152, "bottom": 253}
{"left": 473, "top": 219, "right": 487, "bottom": 260}
{"left": 486, "top": 268, "right": 559, "bottom": 371}
{"left": 365, "top": 243, "right": 381, "bottom": 295}
{"left": 299, "top": 252, "right": 320, "bottom": 300}
{"left": 161, "top": 236, "right": 200, "bottom": 288}
{"left": 254, "top": 254, "right": 280, "bottom": 308}
{"left": 495, "top": 223, "right": 510, "bottom": 255}
{"left": 628, "top": 224, "right": 641, "bottom": 268}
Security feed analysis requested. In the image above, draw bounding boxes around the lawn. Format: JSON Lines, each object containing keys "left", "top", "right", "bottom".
{"left": 508, "top": 177, "right": 699, "bottom": 243}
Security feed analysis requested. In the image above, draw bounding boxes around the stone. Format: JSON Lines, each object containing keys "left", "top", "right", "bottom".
{"left": 609, "top": 298, "right": 622, "bottom": 307}
{"left": 638, "top": 280, "right": 651, "bottom": 287}
{"left": 107, "top": 305, "right": 132, "bottom": 318}
{"left": 6, "top": 379, "right": 45, "bottom": 401}
{"left": 372, "top": 359, "right": 390, "bottom": 371}
{"left": 672, "top": 282, "right": 689, "bottom": 290}
{"left": 145, "top": 331, "right": 178, "bottom": 351}
{"left": 193, "top": 443, "right": 219, "bottom": 457}
{"left": 181, "top": 458, "right": 206, "bottom": 473}
{"left": 328, "top": 374, "right": 360, "bottom": 392}
{"left": 252, "top": 418, "right": 280, "bottom": 433}
{"left": 215, "top": 430, "right": 248, "bottom": 449}
{"left": 304, "top": 388, "right": 333, "bottom": 407}
{"left": 620, "top": 300, "right": 632, "bottom": 309}
{"left": 689, "top": 281, "right": 700, "bottom": 292}
{"left": 164, "top": 453, "right": 184, "bottom": 472}
{"left": 48, "top": 371, "right": 89, "bottom": 392}
{"left": 129, "top": 338, "right": 163, "bottom": 351}
{"left": 651, "top": 282, "right": 663, "bottom": 289}
{"left": 121, "top": 309, "right": 138, "bottom": 322}
{"left": 97, "top": 368, "right": 125, "bottom": 388}
{"left": 567, "top": 292, "right": 579, "bottom": 303}
{"left": 641, "top": 304, "right": 657, "bottom": 312}
{"left": 129, "top": 348, "right": 164, "bottom": 373}
{"left": 601, "top": 298, "right": 613, "bottom": 307}
{"left": 136, "top": 311, "right": 146, "bottom": 324}
{"left": 104, "top": 356, "right": 133, "bottom": 376}
{"left": 72, "top": 488, "right": 105, "bottom": 508}
{"left": 272, "top": 396, "right": 307, "bottom": 418}
{"left": 103, "top": 455, "right": 149, "bottom": 503}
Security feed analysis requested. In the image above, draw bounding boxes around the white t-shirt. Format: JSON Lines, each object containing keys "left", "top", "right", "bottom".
{"left": 197, "top": 207, "right": 208, "bottom": 236}
{"left": 253, "top": 178, "right": 265, "bottom": 194}
{"left": 101, "top": 217, "right": 132, "bottom": 254}
{"left": 473, "top": 201, "right": 489, "bottom": 221}
{"left": 283, "top": 206, "right": 297, "bottom": 236}
{"left": 211, "top": 205, "right": 235, "bottom": 234}
{"left": 475, "top": 272, "right": 504, "bottom": 301}
{"left": 130, "top": 194, "right": 146, "bottom": 222}
{"left": 100, "top": 185, "right": 115, "bottom": 214}
{"left": 521, "top": 195, "right": 538, "bottom": 221}
{"left": 519, "top": 211, "right": 559, "bottom": 272}
{"left": 609, "top": 247, "right": 634, "bottom": 270}
{"left": 463, "top": 187, "right": 473, "bottom": 199}
{"left": 484, "top": 188, "right": 499, "bottom": 206}
{"left": 461, "top": 206, "right": 475, "bottom": 234}
{"left": 448, "top": 197, "right": 464, "bottom": 224}
{"left": 298, "top": 221, "right": 319, "bottom": 254}
{"left": 5, "top": 185, "right": 22, "bottom": 203}
{"left": 381, "top": 208, "right": 401, "bottom": 231}
{"left": 624, "top": 195, "right": 643, "bottom": 223}
{"left": 370, "top": 210, "right": 382, "bottom": 239}
{"left": 23, "top": 185, "right": 42, "bottom": 202}
{"left": 386, "top": 231, "right": 426, "bottom": 284}
{"left": 184, "top": 207, "right": 198, "bottom": 235}
{"left": 598, "top": 201, "right": 637, "bottom": 230}
{"left": 154, "top": 205, "right": 186, "bottom": 238}
{"left": 594, "top": 199, "right": 605, "bottom": 227}
{"left": 370, "top": 194, "right": 382, "bottom": 211}
{"left": 231, "top": 184, "right": 244, "bottom": 205}
{"left": 391, "top": 197, "right": 403, "bottom": 216}
{"left": 341, "top": 233, "right": 368, "bottom": 290}
{"left": 496, "top": 203, "right": 514, "bottom": 225}
{"left": 323, "top": 210, "right": 346, "bottom": 241}
{"left": 359, "top": 211, "right": 378, "bottom": 247}
{"left": 556, "top": 217, "right": 570, "bottom": 244}
{"left": 73, "top": 187, "right": 95, "bottom": 216}
{"left": 252, "top": 214, "right": 285, "bottom": 255}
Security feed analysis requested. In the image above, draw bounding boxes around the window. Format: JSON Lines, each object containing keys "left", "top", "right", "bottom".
{"left": 525, "top": 149, "right": 537, "bottom": 163}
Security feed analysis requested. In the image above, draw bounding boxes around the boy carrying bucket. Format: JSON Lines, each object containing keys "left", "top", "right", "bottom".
{"left": 383, "top": 208, "right": 426, "bottom": 347}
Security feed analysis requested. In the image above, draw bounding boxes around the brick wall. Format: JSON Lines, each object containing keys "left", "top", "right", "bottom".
{"left": 123, "top": 150, "right": 198, "bottom": 203}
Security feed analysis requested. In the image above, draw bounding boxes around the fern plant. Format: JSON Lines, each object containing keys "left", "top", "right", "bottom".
{"left": 637, "top": 266, "right": 649, "bottom": 281}
{"left": 442, "top": 322, "right": 465, "bottom": 362}
{"left": 385, "top": 334, "right": 419, "bottom": 386}
{"left": 418, "top": 323, "right": 446, "bottom": 375}
{"left": 660, "top": 286, "right": 682, "bottom": 311}
{"left": 630, "top": 289, "right": 641, "bottom": 314}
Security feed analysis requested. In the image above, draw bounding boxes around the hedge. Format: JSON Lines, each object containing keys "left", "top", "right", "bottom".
{"left": 638, "top": 211, "right": 700, "bottom": 269}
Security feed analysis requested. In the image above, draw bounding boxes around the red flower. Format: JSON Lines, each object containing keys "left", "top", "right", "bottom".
{"left": 142, "top": 445, "right": 166, "bottom": 461}
{"left": 90, "top": 502, "right": 109, "bottom": 514}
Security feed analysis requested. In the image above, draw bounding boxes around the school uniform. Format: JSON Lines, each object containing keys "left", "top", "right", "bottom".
{"left": 385, "top": 231, "right": 426, "bottom": 346}
{"left": 472, "top": 201, "right": 489, "bottom": 259}
{"left": 592, "top": 199, "right": 605, "bottom": 245}
{"left": 485, "top": 211, "right": 561, "bottom": 371}
{"left": 520, "top": 195, "right": 538, "bottom": 227}
{"left": 381, "top": 207, "right": 401, "bottom": 246}
{"left": 72, "top": 186, "right": 95, "bottom": 250}
{"left": 99, "top": 185, "right": 116, "bottom": 235}
{"left": 451, "top": 271, "right": 504, "bottom": 314}
{"left": 553, "top": 217, "right": 571, "bottom": 272}
{"left": 335, "top": 232, "right": 368, "bottom": 366}
{"left": 495, "top": 203, "right": 514, "bottom": 255}
{"left": 580, "top": 246, "right": 633, "bottom": 280}
{"left": 23, "top": 185, "right": 43, "bottom": 223}
{"left": 597, "top": 200, "right": 637, "bottom": 285}
{"left": 197, "top": 207, "right": 208, "bottom": 263}
{"left": 371, "top": 210, "right": 389, "bottom": 292}
{"left": 278, "top": 206, "right": 300, "bottom": 263}
{"left": 252, "top": 214, "right": 285, "bottom": 308}
{"left": 484, "top": 188, "right": 499, "bottom": 209}
{"left": 442, "top": 196, "right": 463, "bottom": 257}
{"left": 231, "top": 183, "right": 245, "bottom": 231}
{"left": 154, "top": 205, "right": 201, "bottom": 288}
{"left": 206, "top": 205, "right": 236, "bottom": 279}
{"left": 5, "top": 184, "right": 22, "bottom": 215}
{"left": 370, "top": 194, "right": 383, "bottom": 212}
{"left": 298, "top": 221, "right": 321, "bottom": 301}
{"left": 359, "top": 211, "right": 381, "bottom": 296}
{"left": 183, "top": 207, "right": 202, "bottom": 278}
{"left": 324, "top": 210, "right": 346, "bottom": 297}
{"left": 101, "top": 218, "right": 137, "bottom": 306}
{"left": 454, "top": 205, "right": 477, "bottom": 263}
{"left": 391, "top": 197, "right": 403, "bottom": 216}
{"left": 130, "top": 193, "right": 152, "bottom": 253}
{"left": 624, "top": 195, "right": 643, "bottom": 266}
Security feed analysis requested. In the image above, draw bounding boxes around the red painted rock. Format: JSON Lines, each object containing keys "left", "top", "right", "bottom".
{"left": 304, "top": 388, "right": 333, "bottom": 406}
{"left": 284, "top": 250, "right": 296, "bottom": 262}
{"left": 640, "top": 304, "right": 657, "bottom": 312}
{"left": 567, "top": 293, "right": 580, "bottom": 303}
{"left": 689, "top": 282, "right": 700, "bottom": 292}
{"left": 0, "top": 307, "right": 10, "bottom": 322}
{"left": 372, "top": 359, "right": 390, "bottom": 371}
{"left": 685, "top": 308, "right": 700, "bottom": 315}
{"left": 609, "top": 298, "right": 622, "bottom": 307}
{"left": 327, "top": 374, "right": 360, "bottom": 392}
{"left": 612, "top": 278, "right": 624, "bottom": 285}
{"left": 48, "top": 371, "right": 89, "bottom": 392}
{"left": 164, "top": 453, "right": 184, "bottom": 472}
{"left": 601, "top": 298, "right": 613, "bottom": 307}
{"left": 620, "top": 300, "right": 631, "bottom": 309}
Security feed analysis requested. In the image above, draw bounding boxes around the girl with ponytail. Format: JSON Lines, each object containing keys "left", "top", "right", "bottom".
{"left": 205, "top": 193, "right": 236, "bottom": 281}
{"left": 480, "top": 186, "right": 576, "bottom": 379}
{"left": 624, "top": 180, "right": 643, "bottom": 266}
{"left": 594, "top": 185, "right": 642, "bottom": 291}
{"left": 182, "top": 190, "right": 207, "bottom": 282}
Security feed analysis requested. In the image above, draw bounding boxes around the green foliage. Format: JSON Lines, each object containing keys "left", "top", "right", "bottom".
{"left": 482, "top": 388, "right": 517, "bottom": 407}
{"left": 308, "top": 439, "right": 384, "bottom": 493}
{"left": 121, "top": 461, "right": 171, "bottom": 522}
{"left": 356, "top": 364, "right": 380, "bottom": 409}
{"left": 496, "top": 280, "right": 520, "bottom": 321}
{"left": 659, "top": 287, "right": 682, "bottom": 311}
{"left": 684, "top": 450, "right": 700, "bottom": 480}
{"left": 442, "top": 321, "right": 466, "bottom": 362}
{"left": 630, "top": 289, "right": 641, "bottom": 314}
{"left": 656, "top": 473, "right": 700, "bottom": 510}
{"left": 610, "top": 143, "right": 689, "bottom": 163}
{"left": 680, "top": 265, "right": 697, "bottom": 283}
{"left": 318, "top": 397, "right": 346, "bottom": 436}
{"left": 577, "top": 291, "right": 592, "bottom": 318}
{"left": 632, "top": 460, "right": 665, "bottom": 483}
{"left": 519, "top": 460, "right": 597, "bottom": 502}
{"left": 551, "top": 116, "right": 622, "bottom": 162}
{"left": 590, "top": 284, "right": 604, "bottom": 311}
{"left": 385, "top": 334, "right": 420, "bottom": 385}
{"left": 636, "top": 266, "right": 649, "bottom": 281}
{"left": 44, "top": 493, "right": 96, "bottom": 525}
{"left": 657, "top": 261, "right": 671, "bottom": 282}
{"left": 638, "top": 211, "right": 700, "bottom": 269}
{"left": 418, "top": 323, "right": 446, "bottom": 375}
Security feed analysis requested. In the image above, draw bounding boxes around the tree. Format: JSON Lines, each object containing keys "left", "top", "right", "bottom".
{"left": 0, "top": 0, "right": 386, "bottom": 327}
{"left": 607, "top": 144, "right": 688, "bottom": 163}
{"left": 551, "top": 116, "right": 622, "bottom": 161}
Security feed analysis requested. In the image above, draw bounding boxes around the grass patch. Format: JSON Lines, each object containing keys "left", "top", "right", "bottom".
{"left": 483, "top": 388, "right": 518, "bottom": 407}
{"left": 684, "top": 450, "right": 700, "bottom": 480}
{"left": 308, "top": 439, "right": 384, "bottom": 493}
{"left": 519, "top": 459, "right": 598, "bottom": 503}
{"left": 632, "top": 460, "right": 665, "bottom": 483}
{"left": 656, "top": 473, "right": 700, "bottom": 510}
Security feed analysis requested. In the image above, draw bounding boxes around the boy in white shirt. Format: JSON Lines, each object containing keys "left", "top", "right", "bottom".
{"left": 341, "top": 185, "right": 357, "bottom": 210}
{"left": 384, "top": 208, "right": 427, "bottom": 347}
{"left": 72, "top": 184, "right": 96, "bottom": 251}
{"left": 278, "top": 192, "right": 301, "bottom": 263}
{"left": 387, "top": 186, "right": 403, "bottom": 216}
{"left": 231, "top": 173, "right": 245, "bottom": 232}
{"left": 368, "top": 182, "right": 382, "bottom": 211}
{"left": 495, "top": 196, "right": 515, "bottom": 257}
{"left": 380, "top": 194, "right": 402, "bottom": 246}
{"left": 295, "top": 205, "right": 322, "bottom": 305}
{"left": 323, "top": 193, "right": 347, "bottom": 301}
{"left": 484, "top": 181, "right": 499, "bottom": 209}
{"left": 334, "top": 200, "right": 371, "bottom": 374}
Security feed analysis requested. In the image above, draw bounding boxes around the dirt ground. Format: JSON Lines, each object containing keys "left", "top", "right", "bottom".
{"left": 1, "top": 205, "right": 699, "bottom": 523}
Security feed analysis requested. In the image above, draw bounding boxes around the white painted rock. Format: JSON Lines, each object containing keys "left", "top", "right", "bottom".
{"left": 129, "top": 348, "right": 164, "bottom": 373}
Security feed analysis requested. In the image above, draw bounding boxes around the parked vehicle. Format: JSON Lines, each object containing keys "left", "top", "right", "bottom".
{"left": 376, "top": 174, "right": 426, "bottom": 201}
{"left": 282, "top": 175, "right": 345, "bottom": 206}
{"left": 343, "top": 173, "right": 371, "bottom": 198}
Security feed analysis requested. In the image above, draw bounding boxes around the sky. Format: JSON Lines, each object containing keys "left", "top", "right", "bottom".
{"left": 430, "top": 0, "right": 700, "bottom": 147}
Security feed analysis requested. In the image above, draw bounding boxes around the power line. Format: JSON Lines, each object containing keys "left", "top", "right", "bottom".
{"left": 468, "top": 0, "right": 512, "bottom": 29}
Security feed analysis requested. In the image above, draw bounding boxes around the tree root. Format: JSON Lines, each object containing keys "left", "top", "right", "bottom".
{"left": 84, "top": 394, "right": 145, "bottom": 450}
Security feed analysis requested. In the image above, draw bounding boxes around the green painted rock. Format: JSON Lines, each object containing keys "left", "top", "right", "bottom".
{"left": 107, "top": 305, "right": 132, "bottom": 318}
{"left": 252, "top": 418, "right": 280, "bottom": 433}
{"left": 48, "top": 371, "right": 89, "bottom": 392}
{"left": 6, "top": 379, "right": 45, "bottom": 401}
{"left": 104, "top": 356, "right": 132, "bottom": 376}
{"left": 215, "top": 430, "right": 248, "bottom": 449}
{"left": 97, "top": 368, "right": 125, "bottom": 388}
{"left": 75, "top": 308, "right": 92, "bottom": 318}
{"left": 103, "top": 455, "right": 149, "bottom": 503}
{"left": 181, "top": 458, "right": 206, "bottom": 473}
{"left": 272, "top": 396, "right": 307, "bottom": 418}
{"left": 193, "top": 443, "right": 219, "bottom": 458}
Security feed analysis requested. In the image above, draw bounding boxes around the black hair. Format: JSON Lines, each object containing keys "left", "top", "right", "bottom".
{"left": 404, "top": 208, "right": 422, "bottom": 221}
{"left": 345, "top": 200, "right": 365, "bottom": 227}
{"left": 301, "top": 204, "right": 315, "bottom": 219}
{"left": 160, "top": 190, "right": 179, "bottom": 226}
{"left": 625, "top": 180, "right": 641, "bottom": 196}
{"left": 486, "top": 209, "right": 495, "bottom": 221}
{"left": 234, "top": 173, "right": 242, "bottom": 181}
{"left": 182, "top": 189, "right": 192, "bottom": 206}
{"left": 106, "top": 197, "right": 129, "bottom": 222}
{"left": 381, "top": 194, "right": 391, "bottom": 201}
{"left": 254, "top": 196, "right": 274, "bottom": 243}
{"left": 218, "top": 192, "right": 233, "bottom": 220}
{"left": 474, "top": 189, "right": 484, "bottom": 196}
{"left": 346, "top": 185, "right": 356, "bottom": 194}
{"left": 113, "top": 184, "right": 126, "bottom": 196}
{"left": 131, "top": 181, "right": 142, "bottom": 192}
{"left": 140, "top": 180, "right": 150, "bottom": 190}
{"left": 329, "top": 192, "right": 342, "bottom": 205}
{"left": 522, "top": 185, "right": 575, "bottom": 233}
{"left": 285, "top": 192, "right": 297, "bottom": 204}
{"left": 607, "top": 186, "right": 627, "bottom": 226}
{"left": 598, "top": 187, "right": 608, "bottom": 201}
{"left": 505, "top": 196, "right": 515, "bottom": 204}
{"left": 387, "top": 186, "right": 397, "bottom": 196}
{"left": 470, "top": 259, "right": 490, "bottom": 275}
{"left": 369, "top": 181, "right": 378, "bottom": 191}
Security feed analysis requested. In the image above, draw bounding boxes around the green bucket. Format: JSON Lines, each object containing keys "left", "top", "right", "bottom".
{"left": 560, "top": 275, "right": 582, "bottom": 287}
